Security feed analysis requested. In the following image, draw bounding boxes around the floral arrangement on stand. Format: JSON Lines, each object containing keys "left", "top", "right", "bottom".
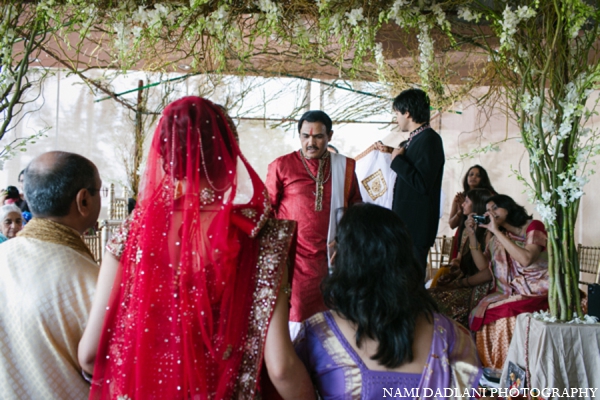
{"left": 452, "top": 0, "right": 600, "bottom": 320}
{"left": 2, "top": 0, "right": 600, "bottom": 320}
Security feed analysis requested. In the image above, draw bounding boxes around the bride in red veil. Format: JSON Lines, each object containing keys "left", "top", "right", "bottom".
{"left": 79, "top": 97, "right": 314, "bottom": 399}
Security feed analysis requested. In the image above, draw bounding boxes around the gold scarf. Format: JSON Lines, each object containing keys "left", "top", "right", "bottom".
{"left": 17, "top": 218, "right": 95, "bottom": 261}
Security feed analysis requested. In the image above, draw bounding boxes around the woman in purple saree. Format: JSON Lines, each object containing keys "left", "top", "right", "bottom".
{"left": 294, "top": 204, "right": 482, "bottom": 399}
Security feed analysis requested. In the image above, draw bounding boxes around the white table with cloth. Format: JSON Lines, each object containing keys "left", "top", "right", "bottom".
{"left": 500, "top": 313, "right": 600, "bottom": 399}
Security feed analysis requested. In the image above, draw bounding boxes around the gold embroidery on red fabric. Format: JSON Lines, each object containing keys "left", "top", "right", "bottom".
{"left": 233, "top": 219, "right": 294, "bottom": 398}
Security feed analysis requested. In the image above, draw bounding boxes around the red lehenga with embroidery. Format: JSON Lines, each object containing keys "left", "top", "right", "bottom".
{"left": 90, "top": 97, "right": 295, "bottom": 399}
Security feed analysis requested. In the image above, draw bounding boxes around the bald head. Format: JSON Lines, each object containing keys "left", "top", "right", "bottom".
{"left": 25, "top": 151, "right": 99, "bottom": 218}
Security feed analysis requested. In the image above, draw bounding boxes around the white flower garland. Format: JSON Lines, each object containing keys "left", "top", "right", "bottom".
{"left": 532, "top": 310, "right": 599, "bottom": 324}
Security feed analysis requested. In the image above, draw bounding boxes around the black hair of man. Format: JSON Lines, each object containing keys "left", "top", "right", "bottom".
{"left": 486, "top": 194, "right": 533, "bottom": 228}
{"left": 322, "top": 203, "right": 438, "bottom": 369}
{"left": 297, "top": 110, "right": 333, "bottom": 134}
{"left": 392, "top": 88, "right": 431, "bottom": 124}
{"left": 24, "top": 152, "right": 98, "bottom": 217}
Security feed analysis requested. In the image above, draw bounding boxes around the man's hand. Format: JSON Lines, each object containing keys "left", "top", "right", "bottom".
{"left": 374, "top": 141, "right": 394, "bottom": 153}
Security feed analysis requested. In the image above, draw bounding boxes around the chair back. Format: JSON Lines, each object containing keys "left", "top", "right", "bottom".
{"left": 577, "top": 244, "right": 600, "bottom": 285}
{"left": 428, "top": 235, "right": 454, "bottom": 280}
{"left": 108, "top": 183, "right": 129, "bottom": 220}
{"left": 83, "top": 232, "right": 102, "bottom": 264}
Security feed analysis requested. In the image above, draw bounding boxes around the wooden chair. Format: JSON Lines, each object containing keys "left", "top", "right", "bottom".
{"left": 108, "top": 183, "right": 129, "bottom": 221}
{"left": 427, "top": 235, "right": 454, "bottom": 281}
{"left": 577, "top": 244, "right": 600, "bottom": 285}
{"left": 83, "top": 231, "right": 103, "bottom": 264}
{"left": 82, "top": 220, "right": 126, "bottom": 265}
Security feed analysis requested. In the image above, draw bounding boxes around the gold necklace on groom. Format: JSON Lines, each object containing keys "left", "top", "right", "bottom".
{"left": 299, "top": 150, "right": 331, "bottom": 212}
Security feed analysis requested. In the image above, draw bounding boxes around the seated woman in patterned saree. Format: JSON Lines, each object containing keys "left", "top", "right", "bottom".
{"left": 294, "top": 203, "right": 482, "bottom": 399}
{"left": 78, "top": 97, "right": 315, "bottom": 400}
{"left": 429, "top": 188, "right": 494, "bottom": 328}
{"left": 468, "top": 194, "right": 549, "bottom": 369}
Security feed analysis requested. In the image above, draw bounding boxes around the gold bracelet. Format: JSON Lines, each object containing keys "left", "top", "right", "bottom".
{"left": 469, "top": 243, "right": 480, "bottom": 251}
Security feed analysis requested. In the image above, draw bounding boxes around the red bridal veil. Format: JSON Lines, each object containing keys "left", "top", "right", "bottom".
{"left": 90, "top": 97, "right": 272, "bottom": 399}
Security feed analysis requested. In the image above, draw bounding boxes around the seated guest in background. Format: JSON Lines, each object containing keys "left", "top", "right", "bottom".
{"left": 295, "top": 203, "right": 481, "bottom": 398}
{"left": 448, "top": 165, "right": 495, "bottom": 259}
{"left": 0, "top": 151, "right": 101, "bottom": 399}
{"left": 429, "top": 188, "right": 494, "bottom": 328}
{"left": 0, "top": 204, "right": 23, "bottom": 243}
{"left": 469, "top": 194, "right": 549, "bottom": 369}
{"left": 448, "top": 165, "right": 495, "bottom": 231}
{"left": 17, "top": 169, "right": 30, "bottom": 212}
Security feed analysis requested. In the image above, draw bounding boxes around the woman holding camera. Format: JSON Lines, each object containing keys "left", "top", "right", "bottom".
{"left": 468, "top": 194, "right": 549, "bottom": 369}
{"left": 429, "top": 188, "right": 493, "bottom": 328}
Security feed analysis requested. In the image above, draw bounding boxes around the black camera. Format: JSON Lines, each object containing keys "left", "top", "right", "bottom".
{"left": 473, "top": 215, "right": 490, "bottom": 225}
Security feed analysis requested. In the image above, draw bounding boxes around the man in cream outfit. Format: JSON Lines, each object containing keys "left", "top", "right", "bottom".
{"left": 0, "top": 151, "right": 101, "bottom": 399}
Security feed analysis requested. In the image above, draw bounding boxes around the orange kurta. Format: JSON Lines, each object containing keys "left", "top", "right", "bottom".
{"left": 266, "top": 151, "right": 361, "bottom": 322}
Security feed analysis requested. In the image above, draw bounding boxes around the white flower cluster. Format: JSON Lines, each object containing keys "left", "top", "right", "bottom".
{"left": 431, "top": 4, "right": 449, "bottom": 30}
{"left": 374, "top": 42, "right": 387, "bottom": 83}
{"left": 557, "top": 74, "right": 589, "bottom": 140}
{"left": 535, "top": 201, "right": 556, "bottom": 225}
{"left": 417, "top": 22, "right": 434, "bottom": 89}
{"left": 540, "top": 107, "right": 557, "bottom": 134}
{"left": 132, "top": 4, "right": 176, "bottom": 28}
{"left": 387, "top": 0, "right": 414, "bottom": 28}
{"left": 532, "top": 310, "right": 599, "bottom": 324}
{"left": 555, "top": 172, "right": 587, "bottom": 207}
{"left": 499, "top": 5, "right": 537, "bottom": 51}
{"left": 112, "top": 3, "right": 180, "bottom": 53}
{"left": 345, "top": 8, "right": 364, "bottom": 27}
{"left": 36, "top": 0, "right": 61, "bottom": 22}
{"left": 520, "top": 92, "right": 541, "bottom": 114}
{"left": 328, "top": 12, "right": 343, "bottom": 33}
{"left": 256, "top": 0, "right": 280, "bottom": 23}
{"left": 457, "top": 6, "right": 482, "bottom": 23}
{"left": 206, "top": 5, "right": 230, "bottom": 36}
{"left": 0, "top": 5, "right": 17, "bottom": 94}
{"left": 315, "top": 0, "right": 329, "bottom": 12}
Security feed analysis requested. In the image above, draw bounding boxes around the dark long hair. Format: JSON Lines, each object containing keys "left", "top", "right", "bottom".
{"left": 457, "top": 188, "right": 492, "bottom": 276}
{"left": 487, "top": 194, "right": 532, "bottom": 228}
{"left": 322, "top": 203, "right": 438, "bottom": 368}
{"left": 462, "top": 165, "right": 495, "bottom": 194}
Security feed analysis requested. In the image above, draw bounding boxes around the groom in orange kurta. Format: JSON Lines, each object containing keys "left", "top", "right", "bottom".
{"left": 266, "top": 110, "right": 362, "bottom": 336}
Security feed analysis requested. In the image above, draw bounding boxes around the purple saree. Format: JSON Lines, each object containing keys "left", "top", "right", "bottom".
{"left": 294, "top": 311, "right": 482, "bottom": 399}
